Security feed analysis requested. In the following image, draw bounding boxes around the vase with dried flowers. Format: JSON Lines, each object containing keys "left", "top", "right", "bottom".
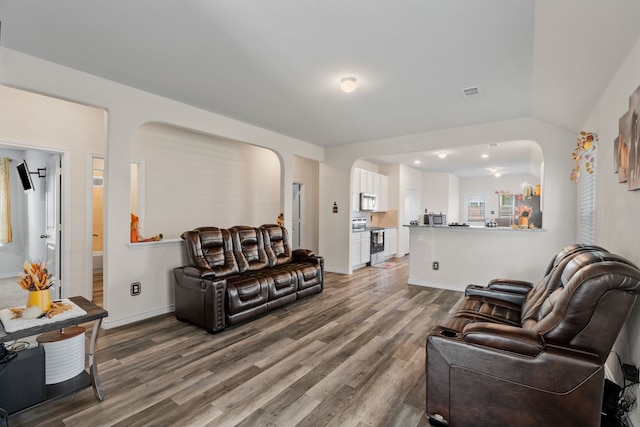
{"left": 17, "top": 260, "right": 55, "bottom": 318}
{"left": 570, "top": 131, "right": 598, "bottom": 182}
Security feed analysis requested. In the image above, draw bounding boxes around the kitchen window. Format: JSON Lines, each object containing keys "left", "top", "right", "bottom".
{"left": 467, "top": 197, "right": 486, "bottom": 222}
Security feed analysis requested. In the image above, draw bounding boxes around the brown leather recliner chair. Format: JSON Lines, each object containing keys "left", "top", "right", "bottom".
{"left": 426, "top": 250, "right": 640, "bottom": 427}
{"left": 465, "top": 243, "right": 607, "bottom": 299}
{"left": 457, "top": 244, "right": 607, "bottom": 327}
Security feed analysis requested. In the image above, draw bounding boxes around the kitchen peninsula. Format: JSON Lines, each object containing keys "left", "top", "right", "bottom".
{"left": 406, "top": 224, "right": 548, "bottom": 292}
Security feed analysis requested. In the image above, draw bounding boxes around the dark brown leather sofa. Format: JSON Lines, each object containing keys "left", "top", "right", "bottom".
{"left": 173, "top": 224, "right": 324, "bottom": 333}
{"left": 426, "top": 249, "right": 640, "bottom": 427}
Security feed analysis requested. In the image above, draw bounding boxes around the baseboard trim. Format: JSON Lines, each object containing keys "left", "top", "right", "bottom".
{"left": 102, "top": 304, "right": 175, "bottom": 329}
{"left": 325, "top": 267, "right": 350, "bottom": 274}
{"left": 408, "top": 277, "right": 465, "bottom": 292}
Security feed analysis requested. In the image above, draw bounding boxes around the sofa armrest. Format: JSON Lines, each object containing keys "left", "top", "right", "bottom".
{"left": 292, "top": 250, "right": 323, "bottom": 267}
{"left": 464, "top": 285, "right": 527, "bottom": 306}
{"left": 292, "top": 252, "right": 325, "bottom": 284}
{"left": 174, "top": 267, "right": 227, "bottom": 332}
{"left": 427, "top": 326, "right": 601, "bottom": 391}
{"left": 293, "top": 248, "right": 316, "bottom": 257}
{"left": 487, "top": 278, "right": 533, "bottom": 293}
{"left": 462, "top": 322, "right": 544, "bottom": 357}
{"left": 183, "top": 265, "right": 217, "bottom": 280}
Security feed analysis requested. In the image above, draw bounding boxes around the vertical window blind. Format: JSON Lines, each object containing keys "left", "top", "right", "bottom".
{"left": 576, "top": 160, "right": 596, "bottom": 244}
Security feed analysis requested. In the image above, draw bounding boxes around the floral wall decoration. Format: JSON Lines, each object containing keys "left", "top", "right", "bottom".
{"left": 615, "top": 84, "right": 640, "bottom": 191}
{"left": 570, "top": 131, "right": 597, "bottom": 182}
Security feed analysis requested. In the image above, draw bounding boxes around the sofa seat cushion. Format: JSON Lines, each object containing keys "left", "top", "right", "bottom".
{"left": 255, "top": 267, "right": 298, "bottom": 301}
{"left": 226, "top": 275, "right": 269, "bottom": 316}
{"left": 285, "top": 262, "right": 322, "bottom": 292}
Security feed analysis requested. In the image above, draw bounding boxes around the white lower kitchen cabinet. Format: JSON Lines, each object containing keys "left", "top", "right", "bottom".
{"left": 385, "top": 227, "right": 397, "bottom": 259}
{"left": 351, "top": 231, "right": 371, "bottom": 269}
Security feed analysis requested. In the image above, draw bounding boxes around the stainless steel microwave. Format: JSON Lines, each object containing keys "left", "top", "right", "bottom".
{"left": 360, "top": 192, "right": 377, "bottom": 211}
{"left": 425, "top": 213, "right": 447, "bottom": 226}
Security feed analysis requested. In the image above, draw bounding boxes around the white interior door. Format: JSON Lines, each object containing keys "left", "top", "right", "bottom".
{"left": 292, "top": 183, "right": 302, "bottom": 249}
{"left": 45, "top": 154, "right": 62, "bottom": 298}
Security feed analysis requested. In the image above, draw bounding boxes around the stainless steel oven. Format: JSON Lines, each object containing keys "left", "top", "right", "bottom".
{"left": 370, "top": 227, "right": 385, "bottom": 265}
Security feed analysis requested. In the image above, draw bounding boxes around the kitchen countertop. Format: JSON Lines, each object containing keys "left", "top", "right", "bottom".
{"left": 404, "top": 224, "right": 544, "bottom": 232}
{"left": 352, "top": 226, "right": 396, "bottom": 233}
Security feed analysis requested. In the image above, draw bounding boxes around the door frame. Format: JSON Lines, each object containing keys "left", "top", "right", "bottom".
{"left": 88, "top": 154, "right": 105, "bottom": 301}
{"left": 0, "top": 142, "right": 69, "bottom": 297}
{"left": 292, "top": 182, "right": 304, "bottom": 249}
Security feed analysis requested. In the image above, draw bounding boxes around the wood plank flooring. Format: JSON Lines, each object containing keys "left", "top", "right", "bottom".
{"left": 8, "top": 256, "right": 462, "bottom": 427}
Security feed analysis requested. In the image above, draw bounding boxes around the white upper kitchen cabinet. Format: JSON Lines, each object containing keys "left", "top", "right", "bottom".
{"left": 352, "top": 168, "right": 388, "bottom": 212}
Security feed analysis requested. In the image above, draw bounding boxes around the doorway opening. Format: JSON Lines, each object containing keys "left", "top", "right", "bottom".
{"left": 91, "top": 156, "right": 104, "bottom": 306}
{"left": 0, "top": 146, "right": 64, "bottom": 309}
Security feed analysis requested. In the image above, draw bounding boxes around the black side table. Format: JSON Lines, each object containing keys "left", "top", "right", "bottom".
{"left": 0, "top": 296, "right": 108, "bottom": 412}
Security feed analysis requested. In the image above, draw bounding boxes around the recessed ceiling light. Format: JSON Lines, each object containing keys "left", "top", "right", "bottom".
{"left": 339, "top": 77, "right": 357, "bottom": 93}
{"left": 414, "top": 160, "right": 421, "bottom": 164}
{"left": 494, "top": 172, "right": 502, "bottom": 177}
{"left": 437, "top": 152, "right": 448, "bottom": 159}
{"left": 489, "top": 168, "right": 498, "bottom": 173}
{"left": 481, "top": 154, "right": 489, "bottom": 159}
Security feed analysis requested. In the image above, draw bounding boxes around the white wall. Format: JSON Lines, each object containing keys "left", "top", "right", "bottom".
{"left": 132, "top": 123, "right": 281, "bottom": 237}
{"left": 321, "top": 118, "right": 577, "bottom": 275}
{"left": 0, "top": 47, "right": 323, "bottom": 328}
{"left": 0, "top": 85, "right": 106, "bottom": 299}
{"left": 421, "top": 171, "right": 451, "bottom": 220}
{"left": 581, "top": 32, "right": 640, "bottom": 426}
{"left": 447, "top": 174, "right": 461, "bottom": 223}
{"left": 293, "top": 155, "right": 320, "bottom": 253}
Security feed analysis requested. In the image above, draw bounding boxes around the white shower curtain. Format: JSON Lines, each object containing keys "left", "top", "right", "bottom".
{"left": 0, "top": 157, "right": 12, "bottom": 243}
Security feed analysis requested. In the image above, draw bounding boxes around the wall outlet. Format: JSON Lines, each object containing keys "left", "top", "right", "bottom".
{"left": 432, "top": 261, "right": 439, "bottom": 271}
{"left": 130, "top": 282, "right": 141, "bottom": 296}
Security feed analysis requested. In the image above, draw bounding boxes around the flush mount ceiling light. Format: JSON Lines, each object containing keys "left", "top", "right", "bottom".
{"left": 339, "top": 77, "right": 357, "bottom": 93}
{"left": 437, "top": 152, "right": 448, "bottom": 159}
{"left": 481, "top": 154, "right": 489, "bottom": 159}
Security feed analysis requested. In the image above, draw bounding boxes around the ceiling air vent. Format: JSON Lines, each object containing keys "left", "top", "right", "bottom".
{"left": 461, "top": 86, "right": 481, "bottom": 99}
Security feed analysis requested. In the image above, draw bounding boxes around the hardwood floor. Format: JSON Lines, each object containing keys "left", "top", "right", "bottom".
{"left": 93, "top": 270, "right": 103, "bottom": 307}
{"left": 9, "top": 256, "right": 462, "bottom": 427}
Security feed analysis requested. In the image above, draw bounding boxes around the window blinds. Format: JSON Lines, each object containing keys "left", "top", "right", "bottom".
{"left": 576, "top": 162, "right": 596, "bottom": 244}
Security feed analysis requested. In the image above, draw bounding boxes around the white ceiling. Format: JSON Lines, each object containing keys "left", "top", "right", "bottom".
{"left": 1, "top": 0, "right": 640, "bottom": 175}
{"left": 366, "top": 140, "right": 543, "bottom": 178}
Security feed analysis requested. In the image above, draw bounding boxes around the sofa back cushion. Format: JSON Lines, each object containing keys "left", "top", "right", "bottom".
{"left": 181, "top": 227, "right": 239, "bottom": 277}
{"left": 530, "top": 251, "right": 640, "bottom": 359}
{"left": 261, "top": 224, "right": 293, "bottom": 266}
{"left": 541, "top": 244, "right": 606, "bottom": 277}
{"left": 229, "top": 226, "right": 270, "bottom": 273}
{"left": 520, "top": 245, "right": 604, "bottom": 324}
